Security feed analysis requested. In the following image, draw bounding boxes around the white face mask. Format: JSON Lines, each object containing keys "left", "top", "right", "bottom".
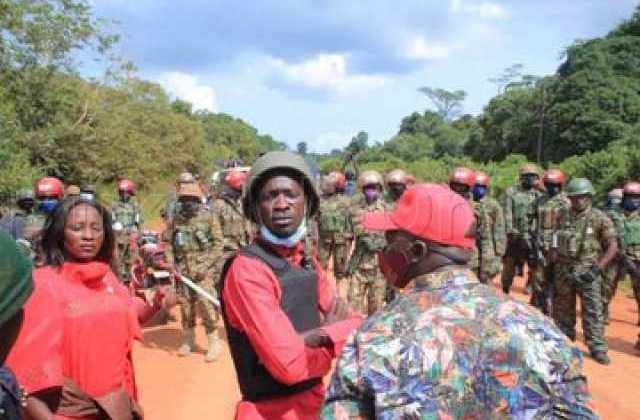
{"left": 259, "top": 218, "right": 308, "bottom": 248}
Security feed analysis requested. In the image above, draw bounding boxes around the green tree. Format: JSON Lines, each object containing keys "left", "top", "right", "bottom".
{"left": 417, "top": 87, "right": 467, "bottom": 120}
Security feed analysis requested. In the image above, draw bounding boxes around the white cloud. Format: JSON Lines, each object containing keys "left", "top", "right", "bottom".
{"left": 311, "top": 130, "right": 355, "bottom": 153}
{"left": 450, "top": 0, "right": 509, "bottom": 20}
{"left": 156, "top": 71, "right": 218, "bottom": 112}
{"left": 404, "top": 35, "right": 450, "bottom": 61}
{"left": 270, "top": 53, "right": 388, "bottom": 97}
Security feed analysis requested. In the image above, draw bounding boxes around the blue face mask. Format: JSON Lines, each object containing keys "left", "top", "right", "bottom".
{"left": 39, "top": 199, "right": 59, "bottom": 214}
{"left": 260, "top": 218, "right": 308, "bottom": 248}
{"left": 472, "top": 185, "right": 487, "bottom": 201}
{"left": 623, "top": 197, "right": 640, "bottom": 212}
{"left": 545, "top": 184, "right": 561, "bottom": 197}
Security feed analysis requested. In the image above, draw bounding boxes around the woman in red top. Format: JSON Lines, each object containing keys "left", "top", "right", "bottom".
{"left": 7, "top": 197, "right": 174, "bottom": 420}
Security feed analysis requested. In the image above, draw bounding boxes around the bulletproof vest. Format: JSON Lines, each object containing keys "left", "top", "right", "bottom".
{"left": 113, "top": 202, "right": 138, "bottom": 229}
{"left": 218, "top": 241, "right": 322, "bottom": 402}
{"left": 0, "top": 367, "right": 22, "bottom": 420}
{"left": 512, "top": 190, "right": 538, "bottom": 234}
{"left": 172, "top": 213, "right": 214, "bottom": 255}
{"left": 624, "top": 214, "right": 640, "bottom": 247}
{"left": 319, "top": 195, "right": 349, "bottom": 234}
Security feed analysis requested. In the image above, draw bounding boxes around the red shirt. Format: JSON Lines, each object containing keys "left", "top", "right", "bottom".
{"left": 222, "top": 240, "right": 363, "bottom": 420}
{"left": 7, "top": 262, "right": 143, "bottom": 420}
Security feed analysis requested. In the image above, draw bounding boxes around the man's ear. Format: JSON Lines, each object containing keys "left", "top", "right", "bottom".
{"left": 410, "top": 241, "right": 428, "bottom": 262}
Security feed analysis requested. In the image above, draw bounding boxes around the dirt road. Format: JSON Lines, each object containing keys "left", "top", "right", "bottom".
{"left": 133, "top": 276, "right": 640, "bottom": 419}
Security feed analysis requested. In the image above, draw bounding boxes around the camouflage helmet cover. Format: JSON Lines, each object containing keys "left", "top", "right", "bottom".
{"left": 358, "top": 170, "right": 383, "bottom": 188}
{"left": 177, "top": 182, "right": 204, "bottom": 199}
{"left": 520, "top": 163, "right": 541, "bottom": 176}
{"left": 566, "top": 178, "right": 595, "bottom": 196}
{"left": 385, "top": 169, "right": 408, "bottom": 185}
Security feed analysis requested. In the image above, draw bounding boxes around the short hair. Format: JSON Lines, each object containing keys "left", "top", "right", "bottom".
{"left": 41, "top": 197, "right": 115, "bottom": 267}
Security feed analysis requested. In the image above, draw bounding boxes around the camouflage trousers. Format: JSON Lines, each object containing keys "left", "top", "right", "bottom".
{"left": 471, "top": 257, "right": 502, "bottom": 284}
{"left": 605, "top": 258, "right": 640, "bottom": 325}
{"left": 178, "top": 277, "right": 219, "bottom": 334}
{"left": 529, "top": 262, "right": 555, "bottom": 315}
{"left": 116, "top": 241, "right": 135, "bottom": 284}
{"left": 348, "top": 267, "right": 386, "bottom": 316}
{"left": 552, "top": 263, "right": 607, "bottom": 355}
{"left": 319, "top": 236, "right": 352, "bottom": 281}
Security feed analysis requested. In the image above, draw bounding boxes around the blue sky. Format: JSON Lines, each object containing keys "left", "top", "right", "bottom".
{"left": 90, "top": 0, "right": 638, "bottom": 152}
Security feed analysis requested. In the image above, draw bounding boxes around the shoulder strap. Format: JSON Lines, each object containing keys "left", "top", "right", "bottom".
{"left": 241, "top": 241, "right": 290, "bottom": 274}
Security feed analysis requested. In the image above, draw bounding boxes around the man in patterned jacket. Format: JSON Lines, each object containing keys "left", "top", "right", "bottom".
{"left": 322, "top": 183, "right": 597, "bottom": 419}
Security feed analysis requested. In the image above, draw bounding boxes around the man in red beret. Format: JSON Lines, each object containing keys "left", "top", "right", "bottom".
{"left": 321, "top": 184, "right": 597, "bottom": 419}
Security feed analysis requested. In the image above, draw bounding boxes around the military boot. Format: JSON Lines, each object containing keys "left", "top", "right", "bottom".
{"left": 205, "top": 329, "right": 222, "bottom": 363}
{"left": 178, "top": 328, "right": 195, "bottom": 357}
{"left": 591, "top": 351, "right": 610, "bottom": 365}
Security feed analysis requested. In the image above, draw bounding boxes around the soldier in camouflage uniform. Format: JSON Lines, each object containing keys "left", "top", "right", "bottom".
{"left": 0, "top": 188, "right": 36, "bottom": 241}
{"left": 211, "top": 169, "right": 252, "bottom": 264}
{"left": 162, "top": 171, "right": 196, "bottom": 229}
{"left": 171, "top": 182, "right": 224, "bottom": 362}
{"left": 22, "top": 177, "right": 65, "bottom": 264}
{"left": 448, "top": 167, "right": 475, "bottom": 201}
{"left": 384, "top": 169, "right": 408, "bottom": 206}
{"left": 470, "top": 171, "right": 506, "bottom": 284}
{"left": 502, "top": 164, "right": 543, "bottom": 294}
{"left": 346, "top": 170, "right": 388, "bottom": 315}
{"left": 618, "top": 182, "right": 640, "bottom": 329}
{"left": 111, "top": 179, "right": 143, "bottom": 284}
{"left": 529, "top": 169, "right": 571, "bottom": 314}
{"left": 318, "top": 172, "right": 353, "bottom": 283}
{"left": 554, "top": 178, "right": 617, "bottom": 364}
{"left": 603, "top": 188, "right": 626, "bottom": 323}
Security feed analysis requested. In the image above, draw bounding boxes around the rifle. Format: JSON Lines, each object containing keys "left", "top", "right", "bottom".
{"left": 179, "top": 274, "right": 221, "bottom": 308}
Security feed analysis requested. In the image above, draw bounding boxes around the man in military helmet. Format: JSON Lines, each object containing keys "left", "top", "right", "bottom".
{"left": 470, "top": 171, "right": 506, "bottom": 284}
{"left": 346, "top": 170, "right": 390, "bottom": 315}
{"left": 448, "top": 167, "right": 475, "bottom": 201}
{"left": 554, "top": 178, "right": 617, "bottom": 364}
{"left": 617, "top": 182, "right": 640, "bottom": 330}
{"left": 171, "top": 182, "right": 224, "bottom": 362}
{"left": 25, "top": 177, "right": 65, "bottom": 263}
{"left": 111, "top": 179, "right": 144, "bottom": 284}
{"left": 163, "top": 171, "right": 197, "bottom": 229}
{"left": 317, "top": 171, "right": 353, "bottom": 284}
{"left": 602, "top": 188, "right": 626, "bottom": 324}
{"left": 502, "top": 164, "right": 543, "bottom": 294}
{"left": 529, "top": 169, "right": 571, "bottom": 314}
{"left": 218, "top": 151, "right": 361, "bottom": 419}
{"left": 211, "top": 169, "right": 252, "bottom": 266}
{"left": 384, "top": 169, "right": 408, "bottom": 206}
{"left": 0, "top": 188, "right": 36, "bottom": 243}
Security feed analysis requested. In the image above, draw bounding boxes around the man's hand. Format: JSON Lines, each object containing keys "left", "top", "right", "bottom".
{"left": 301, "top": 328, "right": 331, "bottom": 348}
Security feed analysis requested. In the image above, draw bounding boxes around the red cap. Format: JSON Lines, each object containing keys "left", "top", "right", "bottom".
{"left": 226, "top": 170, "right": 248, "bottom": 191}
{"left": 475, "top": 171, "right": 490, "bottom": 187}
{"left": 362, "top": 183, "right": 475, "bottom": 250}
{"left": 330, "top": 172, "right": 347, "bottom": 191}
{"left": 543, "top": 169, "right": 566, "bottom": 186}
{"left": 35, "top": 177, "right": 65, "bottom": 199}
{"left": 624, "top": 181, "right": 640, "bottom": 195}
{"left": 449, "top": 167, "right": 476, "bottom": 188}
{"left": 118, "top": 179, "right": 136, "bottom": 194}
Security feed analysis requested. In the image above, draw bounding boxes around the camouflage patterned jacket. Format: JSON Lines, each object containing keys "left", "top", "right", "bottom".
{"left": 322, "top": 268, "right": 597, "bottom": 419}
{"left": 349, "top": 195, "right": 388, "bottom": 270}
{"left": 171, "top": 208, "right": 223, "bottom": 282}
{"left": 111, "top": 200, "right": 143, "bottom": 230}
{"left": 557, "top": 205, "right": 616, "bottom": 270}
{"left": 605, "top": 208, "right": 626, "bottom": 252}
{"left": 623, "top": 210, "right": 640, "bottom": 260}
{"left": 211, "top": 196, "right": 252, "bottom": 256}
{"left": 318, "top": 193, "right": 353, "bottom": 243}
{"left": 504, "top": 186, "right": 541, "bottom": 238}
{"left": 533, "top": 192, "right": 571, "bottom": 251}
{"left": 470, "top": 196, "right": 506, "bottom": 270}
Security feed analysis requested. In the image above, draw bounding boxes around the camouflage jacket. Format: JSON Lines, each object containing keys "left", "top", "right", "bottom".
{"left": 557, "top": 206, "right": 616, "bottom": 269}
{"left": 211, "top": 196, "right": 252, "bottom": 255}
{"left": 321, "top": 268, "right": 597, "bottom": 419}
{"left": 623, "top": 210, "right": 640, "bottom": 260}
{"left": 171, "top": 208, "right": 223, "bottom": 281}
{"left": 606, "top": 208, "right": 626, "bottom": 251}
{"left": 533, "top": 192, "right": 571, "bottom": 251}
{"left": 349, "top": 196, "right": 388, "bottom": 270}
{"left": 503, "top": 186, "right": 541, "bottom": 238}
{"left": 318, "top": 193, "right": 353, "bottom": 242}
{"left": 111, "top": 200, "right": 143, "bottom": 230}
{"left": 470, "top": 196, "right": 506, "bottom": 270}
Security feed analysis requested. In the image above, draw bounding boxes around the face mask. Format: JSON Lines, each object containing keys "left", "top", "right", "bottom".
{"left": 260, "top": 218, "right": 307, "bottom": 248}
{"left": 623, "top": 197, "right": 640, "bottom": 212}
{"left": 19, "top": 200, "right": 35, "bottom": 213}
{"left": 472, "top": 185, "right": 487, "bottom": 201}
{"left": 120, "top": 192, "right": 131, "bottom": 203}
{"left": 545, "top": 184, "right": 561, "bottom": 197}
{"left": 389, "top": 184, "right": 406, "bottom": 201}
{"left": 364, "top": 189, "right": 379, "bottom": 203}
{"left": 607, "top": 198, "right": 622, "bottom": 209}
{"left": 39, "top": 199, "right": 59, "bottom": 214}
{"left": 521, "top": 176, "right": 536, "bottom": 190}
{"left": 378, "top": 240, "right": 422, "bottom": 289}
{"left": 180, "top": 201, "right": 199, "bottom": 215}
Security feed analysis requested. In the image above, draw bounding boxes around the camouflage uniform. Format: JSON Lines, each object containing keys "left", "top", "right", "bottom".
{"left": 469, "top": 196, "right": 506, "bottom": 283}
{"left": 529, "top": 192, "right": 571, "bottom": 313}
{"left": 347, "top": 195, "right": 388, "bottom": 315}
{"left": 211, "top": 195, "right": 252, "bottom": 262}
{"left": 502, "top": 186, "right": 541, "bottom": 293}
{"left": 111, "top": 199, "right": 143, "bottom": 283}
{"left": 171, "top": 208, "right": 223, "bottom": 336}
{"left": 603, "top": 207, "right": 626, "bottom": 322}
{"left": 620, "top": 210, "right": 640, "bottom": 325}
{"left": 322, "top": 268, "right": 597, "bottom": 419}
{"left": 318, "top": 192, "right": 353, "bottom": 281}
{"left": 553, "top": 205, "right": 615, "bottom": 356}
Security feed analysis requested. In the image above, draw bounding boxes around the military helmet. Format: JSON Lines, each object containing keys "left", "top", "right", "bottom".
{"left": 177, "top": 182, "right": 204, "bottom": 200}
{"left": 358, "top": 170, "right": 383, "bottom": 188}
{"left": 65, "top": 185, "right": 81, "bottom": 196}
{"left": 543, "top": 169, "right": 566, "bottom": 186}
{"left": 118, "top": 178, "right": 136, "bottom": 194}
{"left": 35, "top": 177, "right": 64, "bottom": 199}
{"left": 178, "top": 171, "right": 196, "bottom": 184}
{"left": 449, "top": 167, "right": 476, "bottom": 188}
{"left": 16, "top": 188, "right": 35, "bottom": 203}
{"left": 385, "top": 169, "right": 408, "bottom": 186}
{"left": 608, "top": 188, "right": 624, "bottom": 199}
{"left": 474, "top": 171, "right": 490, "bottom": 187}
{"left": 623, "top": 181, "right": 640, "bottom": 196}
{"left": 520, "top": 163, "right": 541, "bottom": 176}
{"left": 566, "top": 178, "right": 595, "bottom": 196}
{"left": 242, "top": 151, "right": 320, "bottom": 223}
{"left": 226, "top": 169, "right": 248, "bottom": 192}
